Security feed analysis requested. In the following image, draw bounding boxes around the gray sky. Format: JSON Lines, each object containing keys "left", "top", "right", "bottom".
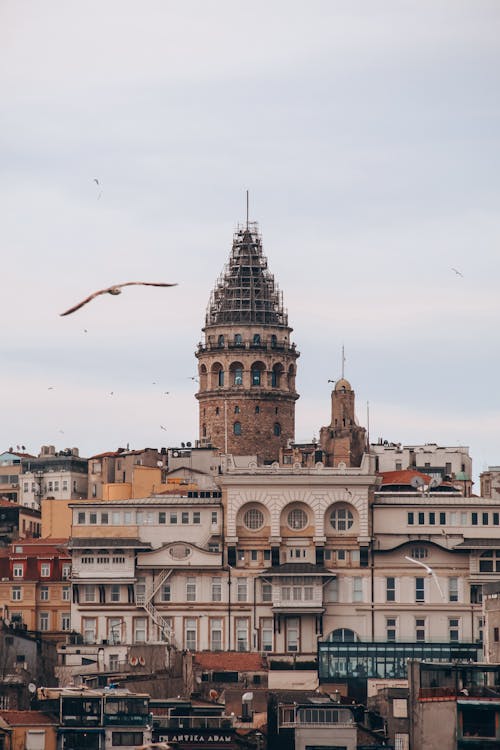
{"left": 1, "top": 1, "right": 499, "bottom": 483}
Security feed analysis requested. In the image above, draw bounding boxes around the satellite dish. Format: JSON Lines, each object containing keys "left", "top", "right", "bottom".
{"left": 242, "top": 691, "right": 254, "bottom": 702}
{"left": 28, "top": 683, "right": 37, "bottom": 694}
{"left": 410, "top": 476, "right": 424, "bottom": 488}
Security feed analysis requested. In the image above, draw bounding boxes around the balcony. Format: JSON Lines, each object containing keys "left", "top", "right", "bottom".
{"left": 272, "top": 585, "right": 324, "bottom": 613}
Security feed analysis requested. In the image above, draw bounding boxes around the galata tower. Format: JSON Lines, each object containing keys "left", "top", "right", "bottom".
{"left": 195, "top": 220, "right": 299, "bottom": 462}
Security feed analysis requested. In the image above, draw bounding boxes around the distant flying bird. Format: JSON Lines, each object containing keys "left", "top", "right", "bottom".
{"left": 404, "top": 555, "right": 446, "bottom": 601}
{"left": 451, "top": 267, "right": 464, "bottom": 277}
{"left": 160, "top": 425, "right": 167, "bottom": 431}
{"left": 59, "top": 282, "right": 178, "bottom": 316}
{"left": 328, "top": 379, "right": 336, "bottom": 384}
{"left": 94, "top": 178, "right": 100, "bottom": 185}
{"left": 47, "top": 386, "right": 55, "bottom": 390}
{"left": 163, "top": 391, "right": 170, "bottom": 395}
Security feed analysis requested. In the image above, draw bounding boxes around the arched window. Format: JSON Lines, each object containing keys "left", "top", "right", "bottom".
{"left": 234, "top": 333, "right": 243, "bottom": 346}
{"left": 199, "top": 364, "right": 207, "bottom": 390}
{"left": 272, "top": 363, "right": 283, "bottom": 388}
{"left": 202, "top": 424, "right": 207, "bottom": 437}
{"left": 217, "top": 334, "right": 225, "bottom": 347}
{"left": 274, "top": 423, "right": 281, "bottom": 436}
{"left": 330, "top": 507, "right": 354, "bottom": 531}
{"left": 218, "top": 369, "right": 224, "bottom": 387}
{"left": 233, "top": 422, "right": 242, "bottom": 436}
{"left": 234, "top": 405, "right": 240, "bottom": 414}
{"left": 253, "top": 333, "right": 261, "bottom": 345}
{"left": 287, "top": 508, "right": 308, "bottom": 530}
{"left": 271, "top": 335, "right": 277, "bottom": 348}
{"left": 326, "top": 628, "right": 359, "bottom": 642}
{"left": 243, "top": 508, "right": 264, "bottom": 530}
{"left": 255, "top": 406, "right": 260, "bottom": 414}
{"left": 211, "top": 363, "right": 224, "bottom": 389}
{"left": 215, "top": 407, "right": 220, "bottom": 415}
{"left": 230, "top": 362, "right": 243, "bottom": 386}
{"left": 252, "top": 367, "right": 261, "bottom": 386}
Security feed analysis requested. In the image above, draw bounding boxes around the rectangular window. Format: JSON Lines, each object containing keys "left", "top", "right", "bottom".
{"left": 416, "top": 578, "right": 425, "bottom": 603}
{"left": 123, "top": 512, "right": 133, "bottom": 525}
{"left": 211, "top": 578, "right": 222, "bottom": 602}
{"left": 134, "top": 617, "right": 147, "bottom": 643}
{"left": 40, "top": 586, "right": 49, "bottom": 601}
{"left": 40, "top": 563, "right": 50, "bottom": 578}
{"left": 12, "top": 586, "right": 22, "bottom": 601}
{"left": 337, "top": 549, "right": 346, "bottom": 561}
{"left": 84, "top": 585, "right": 95, "bottom": 603}
{"left": 185, "top": 618, "right": 197, "bottom": 650}
{"left": 418, "top": 512, "right": 425, "bottom": 525}
{"left": 449, "top": 577, "right": 459, "bottom": 602}
{"left": 186, "top": 577, "right": 197, "bottom": 602}
{"left": 101, "top": 512, "right": 108, "bottom": 524}
{"left": 386, "top": 577, "right": 396, "bottom": 602}
{"left": 236, "top": 618, "right": 249, "bottom": 651}
{"left": 82, "top": 617, "right": 97, "bottom": 643}
{"left": 89, "top": 513, "right": 97, "bottom": 524}
{"left": 460, "top": 512, "right": 467, "bottom": 525}
{"left": 263, "top": 549, "right": 271, "bottom": 561}
{"left": 450, "top": 512, "right": 458, "bottom": 526}
{"left": 193, "top": 512, "right": 200, "bottom": 524}
{"left": 471, "top": 512, "right": 478, "bottom": 525}
{"left": 109, "top": 617, "right": 122, "bottom": 644}
{"left": 286, "top": 617, "right": 299, "bottom": 652}
{"left": 326, "top": 578, "right": 338, "bottom": 602}
{"left": 110, "top": 584, "right": 120, "bottom": 603}
{"left": 111, "top": 732, "right": 143, "bottom": 747}
{"left": 428, "top": 512, "right": 435, "bottom": 525}
{"left": 439, "top": 512, "right": 446, "bottom": 524}
{"left": 449, "top": 618, "right": 460, "bottom": 642}
{"left": 261, "top": 617, "right": 273, "bottom": 651}
{"left": 112, "top": 511, "right": 121, "bottom": 524}
{"left": 13, "top": 564, "right": 23, "bottom": 578}
{"left": 61, "top": 613, "right": 71, "bottom": 631}
{"left": 494, "top": 627, "right": 499, "bottom": 642}
{"left": 181, "top": 512, "right": 189, "bottom": 524}
{"left": 170, "top": 512, "right": 177, "bottom": 524}
{"left": 483, "top": 513, "right": 489, "bottom": 525}
{"left": 211, "top": 511, "right": 218, "bottom": 524}
{"left": 386, "top": 617, "right": 397, "bottom": 642}
{"left": 251, "top": 550, "right": 258, "bottom": 562}
{"left": 62, "top": 585, "right": 70, "bottom": 601}
{"left": 62, "top": 563, "right": 71, "bottom": 580}
{"left": 210, "top": 618, "right": 223, "bottom": 651}
{"left": 39, "top": 612, "right": 49, "bottom": 631}
{"left": 494, "top": 513, "right": 500, "bottom": 526}
{"left": 161, "top": 583, "right": 171, "bottom": 602}
{"left": 352, "top": 577, "right": 363, "bottom": 602}
{"left": 159, "top": 511, "right": 166, "bottom": 524}
{"left": 415, "top": 618, "right": 426, "bottom": 641}
{"left": 237, "top": 578, "right": 248, "bottom": 602}
{"left": 262, "top": 583, "right": 272, "bottom": 602}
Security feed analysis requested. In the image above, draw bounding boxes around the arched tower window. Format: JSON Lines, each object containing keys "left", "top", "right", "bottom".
{"left": 253, "top": 333, "right": 261, "bottom": 345}
{"left": 287, "top": 364, "right": 296, "bottom": 390}
{"left": 218, "top": 334, "right": 225, "bottom": 347}
{"left": 199, "top": 364, "right": 207, "bottom": 390}
{"left": 272, "top": 363, "right": 284, "bottom": 388}
{"left": 211, "top": 363, "right": 224, "bottom": 389}
{"left": 234, "top": 333, "right": 243, "bottom": 346}
{"left": 271, "top": 335, "right": 277, "bottom": 348}
{"left": 230, "top": 362, "right": 244, "bottom": 386}
{"left": 274, "top": 423, "right": 281, "bottom": 436}
{"left": 233, "top": 421, "right": 242, "bottom": 435}
{"left": 202, "top": 424, "right": 207, "bottom": 437}
{"left": 251, "top": 361, "right": 265, "bottom": 387}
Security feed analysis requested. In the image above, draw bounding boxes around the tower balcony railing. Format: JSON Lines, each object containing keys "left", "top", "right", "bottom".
{"left": 197, "top": 341, "right": 297, "bottom": 354}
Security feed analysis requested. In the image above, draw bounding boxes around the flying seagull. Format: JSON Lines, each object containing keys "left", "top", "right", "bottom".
{"left": 451, "top": 267, "right": 464, "bottom": 277}
{"left": 404, "top": 555, "right": 446, "bottom": 601}
{"left": 60, "top": 282, "right": 178, "bottom": 316}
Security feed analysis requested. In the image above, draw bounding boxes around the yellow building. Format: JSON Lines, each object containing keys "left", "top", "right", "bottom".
{"left": 0, "top": 710, "right": 58, "bottom": 750}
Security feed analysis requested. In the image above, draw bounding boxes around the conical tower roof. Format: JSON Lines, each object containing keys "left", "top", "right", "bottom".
{"left": 205, "top": 222, "right": 288, "bottom": 327}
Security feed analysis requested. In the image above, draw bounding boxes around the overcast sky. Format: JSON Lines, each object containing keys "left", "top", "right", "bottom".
{"left": 1, "top": 1, "right": 499, "bottom": 483}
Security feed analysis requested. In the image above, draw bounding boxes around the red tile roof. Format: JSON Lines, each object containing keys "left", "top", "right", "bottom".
{"left": 378, "top": 469, "right": 431, "bottom": 486}
{"left": 0, "top": 710, "right": 57, "bottom": 726}
{"left": 194, "top": 652, "right": 265, "bottom": 671}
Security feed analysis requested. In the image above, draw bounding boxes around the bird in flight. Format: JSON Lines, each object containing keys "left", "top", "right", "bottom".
{"left": 160, "top": 425, "right": 167, "bottom": 431}
{"left": 451, "top": 267, "right": 464, "bottom": 277}
{"left": 60, "top": 282, "right": 178, "bottom": 316}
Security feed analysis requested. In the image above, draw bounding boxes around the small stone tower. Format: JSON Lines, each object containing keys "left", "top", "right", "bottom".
{"left": 195, "top": 222, "right": 299, "bottom": 461}
{"left": 319, "top": 378, "right": 367, "bottom": 467}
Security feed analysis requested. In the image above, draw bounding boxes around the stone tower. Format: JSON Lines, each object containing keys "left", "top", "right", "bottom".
{"left": 319, "top": 378, "right": 367, "bottom": 467}
{"left": 195, "top": 222, "right": 299, "bottom": 461}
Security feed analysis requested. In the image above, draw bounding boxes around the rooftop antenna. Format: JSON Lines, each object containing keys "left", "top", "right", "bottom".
{"left": 246, "top": 189, "right": 249, "bottom": 229}
{"left": 341, "top": 344, "right": 346, "bottom": 379}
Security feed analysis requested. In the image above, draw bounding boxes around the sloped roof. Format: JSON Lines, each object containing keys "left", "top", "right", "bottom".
{"left": 0, "top": 710, "right": 58, "bottom": 726}
{"left": 378, "top": 469, "right": 431, "bottom": 486}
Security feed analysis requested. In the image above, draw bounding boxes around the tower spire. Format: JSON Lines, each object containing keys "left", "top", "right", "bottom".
{"left": 246, "top": 189, "right": 249, "bottom": 229}
{"left": 341, "top": 344, "right": 346, "bottom": 380}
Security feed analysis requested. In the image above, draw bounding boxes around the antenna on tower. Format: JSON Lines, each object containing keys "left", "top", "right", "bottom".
{"left": 246, "top": 189, "right": 249, "bottom": 228}
{"left": 341, "top": 344, "right": 346, "bottom": 379}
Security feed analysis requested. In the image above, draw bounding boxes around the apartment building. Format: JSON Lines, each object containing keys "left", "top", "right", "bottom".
{"left": 20, "top": 447, "right": 88, "bottom": 510}
{"left": 0, "top": 539, "right": 71, "bottom": 636}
